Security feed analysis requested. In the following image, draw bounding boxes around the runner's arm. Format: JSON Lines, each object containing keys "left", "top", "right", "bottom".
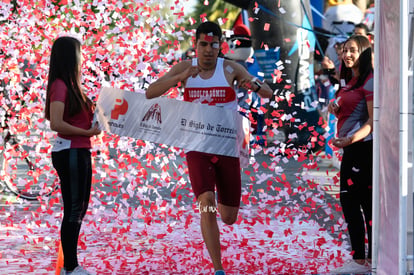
{"left": 146, "top": 61, "right": 197, "bottom": 99}
{"left": 231, "top": 62, "right": 273, "bottom": 99}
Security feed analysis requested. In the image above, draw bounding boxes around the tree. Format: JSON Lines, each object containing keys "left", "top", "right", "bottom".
{"left": 187, "top": 0, "right": 241, "bottom": 31}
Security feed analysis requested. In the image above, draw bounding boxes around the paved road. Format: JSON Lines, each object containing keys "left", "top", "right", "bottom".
{"left": 0, "top": 140, "right": 353, "bottom": 275}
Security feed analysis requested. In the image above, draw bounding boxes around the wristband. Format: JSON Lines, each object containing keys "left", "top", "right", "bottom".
{"left": 253, "top": 80, "right": 262, "bottom": 93}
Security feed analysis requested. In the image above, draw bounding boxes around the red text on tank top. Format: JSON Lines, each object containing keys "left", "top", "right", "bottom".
{"left": 184, "top": 86, "right": 236, "bottom": 105}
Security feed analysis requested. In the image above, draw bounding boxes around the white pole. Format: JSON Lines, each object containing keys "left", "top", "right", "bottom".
{"left": 372, "top": 0, "right": 381, "bottom": 271}
{"left": 400, "top": 0, "right": 409, "bottom": 274}
{"left": 409, "top": 1, "right": 414, "bottom": 269}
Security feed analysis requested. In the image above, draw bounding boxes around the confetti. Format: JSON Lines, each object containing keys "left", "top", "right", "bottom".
{"left": 0, "top": 0, "right": 352, "bottom": 274}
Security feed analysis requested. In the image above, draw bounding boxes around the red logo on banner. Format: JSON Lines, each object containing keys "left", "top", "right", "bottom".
{"left": 111, "top": 98, "right": 128, "bottom": 120}
{"left": 142, "top": 104, "right": 162, "bottom": 124}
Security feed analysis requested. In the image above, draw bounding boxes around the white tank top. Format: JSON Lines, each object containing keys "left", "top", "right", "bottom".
{"left": 184, "top": 57, "right": 237, "bottom": 110}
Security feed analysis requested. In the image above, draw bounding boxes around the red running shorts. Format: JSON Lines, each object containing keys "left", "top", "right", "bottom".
{"left": 186, "top": 151, "right": 241, "bottom": 207}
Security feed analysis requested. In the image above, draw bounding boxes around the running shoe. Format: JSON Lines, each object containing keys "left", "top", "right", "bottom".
{"left": 330, "top": 259, "right": 371, "bottom": 274}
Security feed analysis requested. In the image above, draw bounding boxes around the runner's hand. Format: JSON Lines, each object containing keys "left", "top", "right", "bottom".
{"left": 182, "top": 65, "right": 199, "bottom": 81}
{"left": 239, "top": 77, "right": 259, "bottom": 91}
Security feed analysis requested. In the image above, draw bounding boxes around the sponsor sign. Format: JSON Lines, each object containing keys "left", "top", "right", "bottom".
{"left": 95, "top": 87, "right": 249, "bottom": 166}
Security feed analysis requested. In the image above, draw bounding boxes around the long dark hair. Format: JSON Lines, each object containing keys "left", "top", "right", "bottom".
{"left": 339, "top": 35, "right": 373, "bottom": 91}
{"left": 45, "top": 36, "right": 92, "bottom": 120}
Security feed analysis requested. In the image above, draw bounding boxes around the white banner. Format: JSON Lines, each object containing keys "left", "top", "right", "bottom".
{"left": 95, "top": 87, "right": 249, "bottom": 166}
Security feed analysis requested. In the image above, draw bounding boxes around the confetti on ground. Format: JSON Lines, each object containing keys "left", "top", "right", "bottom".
{"left": 0, "top": 150, "right": 351, "bottom": 274}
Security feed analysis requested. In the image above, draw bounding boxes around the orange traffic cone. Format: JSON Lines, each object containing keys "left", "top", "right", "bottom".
{"left": 55, "top": 242, "right": 64, "bottom": 275}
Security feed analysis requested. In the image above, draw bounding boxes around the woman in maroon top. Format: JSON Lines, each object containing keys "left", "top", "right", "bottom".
{"left": 45, "top": 36, "right": 101, "bottom": 275}
{"left": 328, "top": 35, "right": 373, "bottom": 274}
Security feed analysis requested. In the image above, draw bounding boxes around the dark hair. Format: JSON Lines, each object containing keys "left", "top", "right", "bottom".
{"left": 339, "top": 35, "right": 373, "bottom": 91}
{"left": 196, "top": 21, "right": 222, "bottom": 41}
{"left": 45, "top": 36, "right": 92, "bottom": 120}
{"left": 354, "top": 23, "right": 370, "bottom": 34}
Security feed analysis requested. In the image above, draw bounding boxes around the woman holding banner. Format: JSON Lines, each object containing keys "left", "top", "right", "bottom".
{"left": 45, "top": 36, "right": 101, "bottom": 275}
{"left": 328, "top": 35, "right": 373, "bottom": 274}
{"left": 146, "top": 21, "right": 272, "bottom": 275}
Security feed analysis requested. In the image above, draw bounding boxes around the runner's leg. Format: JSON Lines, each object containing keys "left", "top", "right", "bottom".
{"left": 198, "top": 191, "right": 223, "bottom": 271}
{"left": 218, "top": 204, "right": 239, "bottom": 225}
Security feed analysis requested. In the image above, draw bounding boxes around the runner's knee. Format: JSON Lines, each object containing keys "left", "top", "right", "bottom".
{"left": 218, "top": 204, "right": 239, "bottom": 225}
{"left": 221, "top": 213, "right": 237, "bottom": 225}
{"left": 197, "top": 192, "right": 217, "bottom": 214}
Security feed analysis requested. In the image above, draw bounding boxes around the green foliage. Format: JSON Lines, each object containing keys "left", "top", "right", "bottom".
{"left": 192, "top": 0, "right": 241, "bottom": 29}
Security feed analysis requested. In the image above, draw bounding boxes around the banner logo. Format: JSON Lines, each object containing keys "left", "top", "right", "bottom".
{"left": 142, "top": 103, "right": 162, "bottom": 124}
{"left": 111, "top": 98, "right": 128, "bottom": 120}
{"left": 139, "top": 103, "right": 162, "bottom": 134}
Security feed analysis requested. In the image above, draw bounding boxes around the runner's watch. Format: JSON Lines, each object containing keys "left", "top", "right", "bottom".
{"left": 253, "top": 79, "right": 262, "bottom": 93}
